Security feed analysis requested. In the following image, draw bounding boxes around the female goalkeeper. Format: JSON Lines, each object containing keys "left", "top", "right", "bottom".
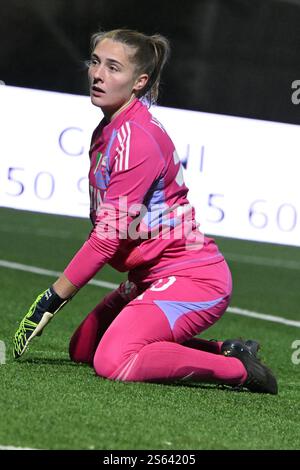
{"left": 13, "top": 29, "right": 277, "bottom": 394}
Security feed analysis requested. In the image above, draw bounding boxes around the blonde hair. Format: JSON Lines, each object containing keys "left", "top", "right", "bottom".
{"left": 90, "top": 28, "right": 170, "bottom": 105}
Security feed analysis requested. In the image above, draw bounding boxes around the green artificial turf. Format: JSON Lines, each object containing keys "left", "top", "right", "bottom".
{"left": 0, "top": 208, "right": 299, "bottom": 450}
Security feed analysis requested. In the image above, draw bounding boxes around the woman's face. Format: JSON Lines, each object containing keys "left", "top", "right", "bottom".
{"left": 88, "top": 38, "right": 147, "bottom": 119}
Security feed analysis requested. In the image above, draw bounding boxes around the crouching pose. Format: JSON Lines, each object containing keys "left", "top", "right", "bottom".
{"left": 13, "top": 29, "right": 277, "bottom": 394}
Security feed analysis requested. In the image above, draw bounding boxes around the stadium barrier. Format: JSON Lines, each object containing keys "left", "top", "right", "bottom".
{"left": 0, "top": 85, "right": 299, "bottom": 247}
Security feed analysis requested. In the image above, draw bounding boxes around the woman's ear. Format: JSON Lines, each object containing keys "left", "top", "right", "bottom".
{"left": 133, "top": 74, "right": 149, "bottom": 92}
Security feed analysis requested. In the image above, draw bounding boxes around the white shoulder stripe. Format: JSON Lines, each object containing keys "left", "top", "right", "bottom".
{"left": 115, "top": 122, "right": 131, "bottom": 171}
{"left": 124, "top": 122, "right": 131, "bottom": 170}
{"left": 115, "top": 127, "right": 123, "bottom": 172}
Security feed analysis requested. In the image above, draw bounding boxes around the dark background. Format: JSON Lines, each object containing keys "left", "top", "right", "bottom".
{"left": 1, "top": 0, "right": 300, "bottom": 124}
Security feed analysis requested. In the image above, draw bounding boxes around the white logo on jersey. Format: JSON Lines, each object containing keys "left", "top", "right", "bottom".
{"left": 134, "top": 276, "right": 177, "bottom": 301}
{"left": 150, "top": 276, "right": 177, "bottom": 291}
{"left": 89, "top": 185, "right": 102, "bottom": 211}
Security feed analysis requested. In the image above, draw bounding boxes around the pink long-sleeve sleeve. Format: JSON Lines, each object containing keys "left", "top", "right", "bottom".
{"left": 64, "top": 121, "right": 164, "bottom": 288}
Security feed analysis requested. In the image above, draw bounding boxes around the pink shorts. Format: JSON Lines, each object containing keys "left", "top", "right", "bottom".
{"left": 93, "top": 260, "right": 232, "bottom": 379}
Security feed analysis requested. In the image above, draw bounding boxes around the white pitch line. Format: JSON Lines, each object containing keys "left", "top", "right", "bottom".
{"left": 0, "top": 259, "right": 117, "bottom": 290}
{"left": 0, "top": 445, "right": 36, "bottom": 450}
{"left": 227, "top": 306, "right": 300, "bottom": 328}
{"left": 1, "top": 259, "right": 300, "bottom": 328}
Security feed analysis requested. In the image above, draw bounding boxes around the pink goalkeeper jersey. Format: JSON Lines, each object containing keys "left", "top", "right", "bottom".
{"left": 64, "top": 98, "right": 224, "bottom": 288}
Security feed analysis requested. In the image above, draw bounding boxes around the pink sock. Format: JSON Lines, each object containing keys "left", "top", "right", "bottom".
{"left": 69, "top": 289, "right": 129, "bottom": 364}
{"left": 105, "top": 341, "right": 247, "bottom": 385}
